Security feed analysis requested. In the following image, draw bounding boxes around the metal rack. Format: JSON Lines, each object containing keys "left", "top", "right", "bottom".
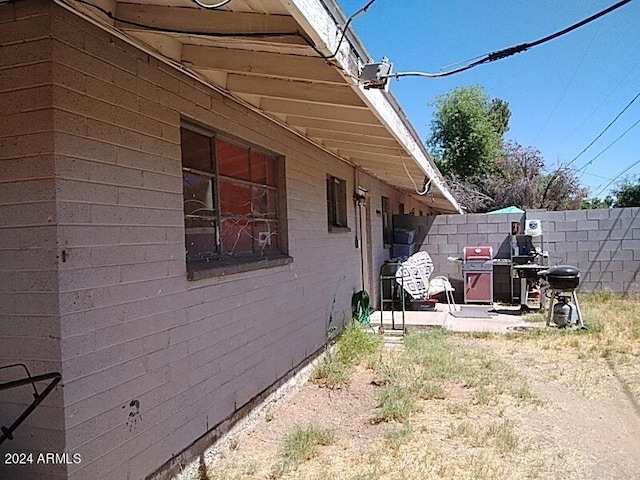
{"left": 510, "top": 233, "right": 545, "bottom": 307}
{"left": 0, "top": 364, "right": 62, "bottom": 445}
{"left": 379, "top": 261, "right": 405, "bottom": 331}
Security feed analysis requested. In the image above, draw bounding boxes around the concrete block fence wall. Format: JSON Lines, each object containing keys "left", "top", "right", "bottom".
{"left": 394, "top": 207, "right": 640, "bottom": 301}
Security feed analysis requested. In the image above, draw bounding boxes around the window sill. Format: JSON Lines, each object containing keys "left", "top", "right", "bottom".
{"left": 328, "top": 226, "right": 352, "bottom": 234}
{"left": 187, "top": 254, "right": 293, "bottom": 281}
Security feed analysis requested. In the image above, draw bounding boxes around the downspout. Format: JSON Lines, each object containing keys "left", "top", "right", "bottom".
{"left": 354, "top": 167, "right": 366, "bottom": 293}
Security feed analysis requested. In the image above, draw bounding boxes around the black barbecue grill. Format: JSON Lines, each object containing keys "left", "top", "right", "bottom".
{"left": 538, "top": 265, "right": 585, "bottom": 328}
{"left": 539, "top": 265, "right": 580, "bottom": 290}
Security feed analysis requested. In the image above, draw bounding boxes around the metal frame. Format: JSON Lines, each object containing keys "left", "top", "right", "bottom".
{"left": 0, "top": 364, "right": 62, "bottom": 445}
{"left": 379, "top": 261, "right": 405, "bottom": 331}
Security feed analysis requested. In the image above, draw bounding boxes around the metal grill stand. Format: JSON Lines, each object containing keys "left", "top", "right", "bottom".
{"left": 545, "top": 291, "right": 585, "bottom": 328}
{"left": 379, "top": 261, "right": 405, "bottom": 331}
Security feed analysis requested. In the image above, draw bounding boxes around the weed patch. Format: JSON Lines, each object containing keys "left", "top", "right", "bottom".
{"left": 384, "top": 422, "right": 413, "bottom": 450}
{"left": 270, "top": 425, "right": 335, "bottom": 478}
{"left": 373, "top": 385, "right": 416, "bottom": 423}
{"left": 312, "top": 323, "right": 381, "bottom": 388}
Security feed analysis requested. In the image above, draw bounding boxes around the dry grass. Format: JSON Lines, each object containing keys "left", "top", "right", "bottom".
{"left": 311, "top": 322, "right": 382, "bottom": 388}
{"left": 514, "top": 291, "right": 640, "bottom": 356}
{"left": 270, "top": 425, "right": 335, "bottom": 478}
{"left": 202, "top": 293, "right": 639, "bottom": 480}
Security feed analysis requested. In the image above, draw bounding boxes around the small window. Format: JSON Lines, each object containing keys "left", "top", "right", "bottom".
{"left": 326, "top": 175, "right": 348, "bottom": 231}
{"left": 181, "top": 123, "right": 286, "bottom": 276}
{"left": 382, "top": 196, "right": 392, "bottom": 245}
{"left": 398, "top": 202, "right": 405, "bottom": 215}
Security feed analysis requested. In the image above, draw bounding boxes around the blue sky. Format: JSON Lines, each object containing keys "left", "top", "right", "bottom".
{"left": 336, "top": 0, "right": 640, "bottom": 198}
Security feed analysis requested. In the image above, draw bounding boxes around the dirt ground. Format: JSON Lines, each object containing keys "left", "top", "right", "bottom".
{"left": 203, "top": 329, "right": 640, "bottom": 480}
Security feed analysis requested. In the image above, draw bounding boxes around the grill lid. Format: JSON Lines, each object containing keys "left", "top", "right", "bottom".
{"left": 539, "top": 265, "right": 580, "bottom": 278}
{"left": 463, "top": 246, "right": 493, "bottom": 261}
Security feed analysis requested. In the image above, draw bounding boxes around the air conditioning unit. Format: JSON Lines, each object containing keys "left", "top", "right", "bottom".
{"left": 525, "top": 219, "right": 542, "bottom": 236}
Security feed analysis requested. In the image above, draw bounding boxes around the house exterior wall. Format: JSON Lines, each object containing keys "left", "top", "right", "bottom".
{"left": 396, "top": 207, "right": 640, "bottom": 300}
{"left": 356, "top": 171, "right": 429, "bottom": 307}
{"left": 0, "top": 2, "right": 67, "bottom": 479}
{"left": 0, "top": 2, "right": 430, "bottom": 479}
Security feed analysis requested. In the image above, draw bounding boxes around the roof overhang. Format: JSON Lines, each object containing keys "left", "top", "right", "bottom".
{"left": 55, "top": 0, "right": 463, "bottom": 214}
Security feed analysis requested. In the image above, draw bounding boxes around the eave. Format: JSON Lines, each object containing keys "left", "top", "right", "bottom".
{"left": 56, "top": 0, "right": 463, "bottom": 214}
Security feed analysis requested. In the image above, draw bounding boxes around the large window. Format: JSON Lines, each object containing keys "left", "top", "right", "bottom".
{"left": 181, "top": 124, "right": 284, "bottom": 275}
{"left": 326, "top": 175, "right": 348, "bottom": 231}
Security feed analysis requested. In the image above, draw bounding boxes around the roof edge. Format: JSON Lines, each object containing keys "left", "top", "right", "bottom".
{"left": 282, "top": 0, "right": 463, "bottom": 214}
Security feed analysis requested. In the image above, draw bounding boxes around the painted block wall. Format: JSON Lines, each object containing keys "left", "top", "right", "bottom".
{"left": 0, "top": 2, "right": 430, "bottom": 479}
{"left": 0, "top": 2, "right": 67, "bottom": 479}
{"left": 395, "top": 207, "right": 640, "bottom": 300}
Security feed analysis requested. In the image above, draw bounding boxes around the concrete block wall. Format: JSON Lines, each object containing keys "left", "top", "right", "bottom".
{"left": 0, "top": 2, "right": 430, "bottom": 479}
{"left": 535, "top": 208, "right": 640, "bottom": 294}
{"left": 395, "top": 207, "right": 640, "bottom": 301}
{"left": 394, "top": 212, "right": 524, "bottom": 302}
{"left": 0, "top": 3, "right": 67, "bottom": 479}
{"left": 49, "top": 7, "right": 357, "bottom": 479}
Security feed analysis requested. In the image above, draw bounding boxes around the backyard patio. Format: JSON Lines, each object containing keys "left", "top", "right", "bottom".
{"left": 188, "top": 292, "right": 640, "bottom": 480}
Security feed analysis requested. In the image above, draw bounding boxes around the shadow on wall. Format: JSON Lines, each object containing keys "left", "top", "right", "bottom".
{"left": 392, "top": 213, "right": 435, "bottom": 247}
{"left": 391, "top": 208, "right": 640, "bottom": 296}
{"left": 579, "top": 207, "right": 640, "bottom": 295}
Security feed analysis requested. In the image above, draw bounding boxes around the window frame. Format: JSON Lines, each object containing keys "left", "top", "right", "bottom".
{"left": 326, "top": 175, "right": 350, "bottom": 233}
{"left": 181, "top": 121, "right": 290, "bottom": 280}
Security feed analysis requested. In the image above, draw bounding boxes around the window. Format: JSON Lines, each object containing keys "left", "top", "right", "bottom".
{"left": 326, "top": 175, "right": 348, "bottom": 231}
{"left": 398, "top": 202, "right": 405, "bottom": 215}
{"left": 181, "top": 123, "right": 288, "bottom": 278}
{"left": 381, "top": 196, "right": 392, "bottom": 245}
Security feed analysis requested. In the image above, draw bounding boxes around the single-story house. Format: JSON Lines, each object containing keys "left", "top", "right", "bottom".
{"left": 0, "top": 0, "right": 461, "bottom": 478}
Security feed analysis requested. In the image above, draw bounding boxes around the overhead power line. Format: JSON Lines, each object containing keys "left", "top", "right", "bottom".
{"left": 593, "top": 157, "right": 640, "bottom": 197}
{"left": 567, "top": 91, "right": 640, "bottom": 168}
{"left": 531, "top": 20, "right": 603, "bottom": 143}
{"left": 322, "top": 0, "right": 378, "bottom": 60}
{"left": 374, "top": 0, "right": 633, "bottom": 81}
{"left": 559, "top": 61, "right": 639, "bottom": 144}
{"left": 576, "top": 117, "right": 640, "bottom": 173}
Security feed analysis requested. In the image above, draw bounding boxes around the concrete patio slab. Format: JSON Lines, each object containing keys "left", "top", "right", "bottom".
{"left": 369, "top": 304, "right": 538, "bottom": 334}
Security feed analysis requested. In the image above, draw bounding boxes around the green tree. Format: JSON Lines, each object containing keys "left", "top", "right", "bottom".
{"left": 428, "top": 85, "right": 508, "bottom": 178}
{"left": 612, "top": 177, "right": 640, "bottom": 207}
{"left": 581, "top": 196, "right": 614, "bottom": 209}
{"left": 489, "top": 98, "right": 511, "bottom": 137}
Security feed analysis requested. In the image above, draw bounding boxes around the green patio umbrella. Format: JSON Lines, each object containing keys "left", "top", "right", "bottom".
{"left": 486, "top": 206, "right": 525, "bottom": 214}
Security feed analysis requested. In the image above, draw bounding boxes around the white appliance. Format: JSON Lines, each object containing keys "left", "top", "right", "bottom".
{"left": 525, "top": 219, "right": 542, "bottom": 236}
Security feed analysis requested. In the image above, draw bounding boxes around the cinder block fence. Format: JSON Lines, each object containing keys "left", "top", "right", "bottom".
{"left": 394, "top": 207, "right": 640, "bottom": 301}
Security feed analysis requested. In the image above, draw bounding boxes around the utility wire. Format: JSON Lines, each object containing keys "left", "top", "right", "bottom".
{"left": 566, "top": 91, "right": 640, "bottom": 168}
{"left": 574, "top": 170, "right": 615, "bottom": 181}
{"left": 592, "top": 157, "right": 640, "bottom": 197}
{"left": 382, "top": 0, "right": 633, "bottom": 79}
{"left": 191, "top": 0, "right": 231, "bottom": 9}
{"left": 322, "top": 0, "right": 378, "bottom": 60}
{"left": 576, "top": 117, "right": 640, "bottom": 173}
{"left": 72, "top": 0, "right": 303, "bottom": 37}
{"left": 559, "top": 61, "right": 639, "bottom": 144}
{"left": 531, "top": 19, "right": 602, "bottom": 143}
{"left": 69, "top": 0, "right": 377, "bottom": 65}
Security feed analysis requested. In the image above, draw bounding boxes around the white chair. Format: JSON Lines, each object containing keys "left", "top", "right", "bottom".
{"left": 395, "top": 251, "right": 457, "bottom": 313}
